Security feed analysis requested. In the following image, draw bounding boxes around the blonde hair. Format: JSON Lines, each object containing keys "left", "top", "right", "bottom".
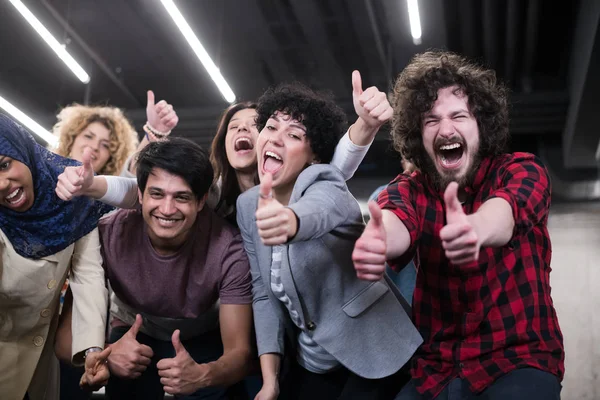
{"left": 51, "top": 104, "right": 139, "bottom": 175}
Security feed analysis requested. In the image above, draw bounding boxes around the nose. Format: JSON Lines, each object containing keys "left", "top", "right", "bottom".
{"left": 237, "top": 122, "right": 249, "bottom": 133}
{"left": 159, "top": 198, "right": 176, "bottom": 216}
{"left": 89, "top": 139, "right": 100, "bottom": 151}
{"left": 438, "top": 118, "right": 455, "bottom": 138}
{"left": 267, "top": 128, "right": 284, "bottom": 146}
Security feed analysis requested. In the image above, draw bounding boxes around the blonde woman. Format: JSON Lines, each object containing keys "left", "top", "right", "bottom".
{"left": 52, "top": 91, "right": 178, "bottom": 177}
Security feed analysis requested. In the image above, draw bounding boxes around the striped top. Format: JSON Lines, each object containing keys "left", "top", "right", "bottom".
{"left": 270, "top": 245, "right": 340, "bottom": 373}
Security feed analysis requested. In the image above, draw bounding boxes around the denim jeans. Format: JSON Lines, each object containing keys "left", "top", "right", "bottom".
{"left": 394, "top": 368, "right": 561, "bottom": 400}
{"left": 105, "top": 326, "right": 227, "bottom": 400}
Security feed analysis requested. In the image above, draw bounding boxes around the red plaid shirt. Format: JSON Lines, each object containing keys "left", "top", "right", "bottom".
{"left": 378, "top": 152, "right": 564, "bottom": 399}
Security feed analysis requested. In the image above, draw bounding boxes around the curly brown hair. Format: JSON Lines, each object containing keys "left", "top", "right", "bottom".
{"left": 51, "top": 104, "right": 139, "bottom": 175}
{"left": 391, "top": 51, "right": 509, "bottom": 171}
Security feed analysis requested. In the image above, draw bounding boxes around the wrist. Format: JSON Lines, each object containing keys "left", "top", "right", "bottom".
{"left": 193, "top": 362, "right": 211, "bottom": 390}
{"left": 285, "top": 208, "right": 299, "bottom": 240}
{"left": 349, "top": 118, "right": 379, "bottom": 146}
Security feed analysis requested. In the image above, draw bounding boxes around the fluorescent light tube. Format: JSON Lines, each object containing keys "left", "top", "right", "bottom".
{"left": 407, "top": 0, "right": 422, "bottom": 45}
{"left": 160, "top": 0, "right": 236, "bottom": 103}
{"left": 0, "top": 94, "right": 58, "bottom": 147}
{"left": 9, "top": 0, "right": 90, "bottom": 84}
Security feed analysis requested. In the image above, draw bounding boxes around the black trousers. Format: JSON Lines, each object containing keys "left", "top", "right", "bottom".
{"left": 279, "top": 358, "right": 410, "bottom": 400}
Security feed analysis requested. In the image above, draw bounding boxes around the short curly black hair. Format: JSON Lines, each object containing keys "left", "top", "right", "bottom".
{"left": 391, "top": 50, "right": 509, "bottom": 171}
{"left": 255, "top": 82, "right": 347, "bottom": 164}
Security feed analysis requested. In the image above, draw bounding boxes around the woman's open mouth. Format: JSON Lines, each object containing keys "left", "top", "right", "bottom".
{"left": 436, "top": 142, "right": 464, "bottom": 169}
{"left": 262, "top": 150, "right": 283, "bottom": 175}
{"left": 234, "top": 137, "right": 254, "bottom": 154}
{"left": 4, "top": 187, "right": 27, "bottom": 209}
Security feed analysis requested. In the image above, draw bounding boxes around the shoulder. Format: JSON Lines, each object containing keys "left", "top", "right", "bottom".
{"left": 98, "top": 208, "right": 141, "bottom": 235}
{"left": 492, "top": 152, "right": 549, "bottom": 179}
{"left": 297, "top": 164, "right": 345, "bottom": 186}
{"left": 236, "top": 186, "right": 259, "bottom": 218}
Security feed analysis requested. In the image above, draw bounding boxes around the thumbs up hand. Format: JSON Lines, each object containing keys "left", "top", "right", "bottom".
{"left": 255, "top": 173, "right": 298, "bottom": 246}
{"left": 157, "top": 330, "right": 209, "bottom": 395}
{"left": 353, "top": 201, "right": 388, "bottom": 281}
{"left": 146, "top": 90, "right": 178, "bottom": 137}
{"left": 107, "top": 314, "right": 154, "bottom": 379}
{"left": 55, "top": 147, "right": 95, "bottom": 201}
{"left": 439, "top": 182, "right": 481, "bottom": 265}
{"left": 80, "top": 346, "right": 111, "bottom": 391}
{"left": 352, "top": 70, "right": 393, "bottom": 129}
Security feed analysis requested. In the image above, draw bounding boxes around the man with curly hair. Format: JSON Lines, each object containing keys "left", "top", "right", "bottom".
{"left": 353, "top": 51, "right": 564, "bottom": 399}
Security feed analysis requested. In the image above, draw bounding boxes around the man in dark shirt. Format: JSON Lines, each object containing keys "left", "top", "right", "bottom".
{"left": 353, "top": 51, "right": 564, "bottom": 400}
{"left": 101, "top": 138, "right": 253, "bottom": 399}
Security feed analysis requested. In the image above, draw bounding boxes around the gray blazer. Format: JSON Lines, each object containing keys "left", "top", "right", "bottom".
{"left": 237, "top": 164, "right": 422, "bottom": 379}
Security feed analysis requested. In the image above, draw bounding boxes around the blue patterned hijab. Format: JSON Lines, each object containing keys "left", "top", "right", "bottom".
{"left": 0, "top": 114, "right": 114, "bottom": 259}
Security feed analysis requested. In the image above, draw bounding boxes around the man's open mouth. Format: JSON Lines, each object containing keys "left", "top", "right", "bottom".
{"left": 437, "top": 142, "right": 464, "bottom": 168}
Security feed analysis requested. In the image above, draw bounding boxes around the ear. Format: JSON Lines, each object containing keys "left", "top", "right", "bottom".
{"left": 137, "top": 188, "right": 143, "bottom": 204}
{"left": 196, "top": 193, "right": 208, "bottom": 212}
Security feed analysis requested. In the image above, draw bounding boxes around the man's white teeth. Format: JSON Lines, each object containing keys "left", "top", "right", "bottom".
{"left": 157, "top": 217, "right": 177, "bottom": 223}
{"left": 265, "top": 151, "right": 282, "bottom": 160}
{"left": 439, "top": 143, "right": 461, "bottom": 151}
{"left": 6, "top": 188, "right": 19, "bottom": 200}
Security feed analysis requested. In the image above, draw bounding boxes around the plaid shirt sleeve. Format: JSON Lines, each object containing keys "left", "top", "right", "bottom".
{"left": 376, "top": 175, "right": 421, "bottom": 270}
{"left": 487, "top": 154, "right": 551, "bottom": 238}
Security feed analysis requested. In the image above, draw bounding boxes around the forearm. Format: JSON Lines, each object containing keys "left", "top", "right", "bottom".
{"left": 200, "top": 347, "right": 252, "bottom": 387}
{"left": 382, "top": 210, "right": 411, "bottom": 259}
{"left": 348, "top": 117, "right": 379, "bottom": 146}
{"left": 469, "top": 197, "right": 514, "bottom": 247}
{"left": 259, "top": 353, "right": 281, "bottom": 388}
{"left": 82, "top": 176, "right": 108, "bottom": 199}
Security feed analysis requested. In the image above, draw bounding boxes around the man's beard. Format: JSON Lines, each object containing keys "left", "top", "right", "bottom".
{"left": 419, "top": 146, "right": 482, "bottom": 192}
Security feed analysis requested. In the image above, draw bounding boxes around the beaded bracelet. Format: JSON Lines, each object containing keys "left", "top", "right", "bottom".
{"left": 143, "top": 123, "right": 169, "bottom": 142}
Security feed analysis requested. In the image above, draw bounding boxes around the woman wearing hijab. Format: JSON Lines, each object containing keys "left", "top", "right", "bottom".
{"left": 0, "top": 114, "right": 113, "bottom": 400}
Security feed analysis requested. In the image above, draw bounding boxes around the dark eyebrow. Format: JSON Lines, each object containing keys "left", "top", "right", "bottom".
{"left": 269, "top": 114, "right": 306, "bottom": 132}
{"left": 148, "top": 186, "right": 194, "bottom": 197}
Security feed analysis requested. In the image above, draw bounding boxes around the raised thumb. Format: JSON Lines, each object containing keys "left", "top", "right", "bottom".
{"left": 258, "top": 172, "right": 273, "bottom": 208}
{"left": 172, "top": 329, "right": 185, "bottom": 355}
{"left": 443, "top": 182, "right": 462, "bottom": 215}
{"left": 127, "top": 314, "right": 143, "bottom": 339}
{"left": 367, "top": 201, "right": 383, "bottom": 228}
{"left": 80, "top": 147, "right": 94, "bottom": 176}
{"left": 146, "top": 90, "right": 155, "bottom": 109}
{"left": 352, "top": 70, "right": 363, "bottom": 96}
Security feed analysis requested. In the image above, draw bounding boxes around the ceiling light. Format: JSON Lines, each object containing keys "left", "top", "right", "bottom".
{"left": 160, "top": 0, "right": 236, "bottom": 103}
{"left": 407, "top": 0, "right": 422, "bottom": 45}
{"left": 9, "top": 0, "right": 90, "bottom": 84}
{"left": 0, "top": 94, "right": 58, "bottom": 147}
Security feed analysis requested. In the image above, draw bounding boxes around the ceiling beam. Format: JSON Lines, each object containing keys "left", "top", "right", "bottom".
{"left": 40, "top": 0, "right": 141, "bottom": 108}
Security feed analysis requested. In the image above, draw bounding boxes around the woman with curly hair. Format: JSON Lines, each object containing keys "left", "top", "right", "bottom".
{"left": 52, "top": 91, "right": 178, "bottom": 177}
{"left": 236, "top": 82, "right": 421, "bottom": 400}
{"left": 208, "top": 71, "right": 392, "bottom": 225}
{"left": 353, "top": 51, "right": 563, "bottom": 400}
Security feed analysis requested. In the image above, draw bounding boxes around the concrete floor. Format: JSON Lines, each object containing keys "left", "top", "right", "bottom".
{"left": 547, "top": 202, "right": 600, "bottom": 400}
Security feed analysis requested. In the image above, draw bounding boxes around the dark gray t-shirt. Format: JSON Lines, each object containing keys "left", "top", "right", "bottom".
{"left": 98, "top": 207, "right": 252, "bottom": 319}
